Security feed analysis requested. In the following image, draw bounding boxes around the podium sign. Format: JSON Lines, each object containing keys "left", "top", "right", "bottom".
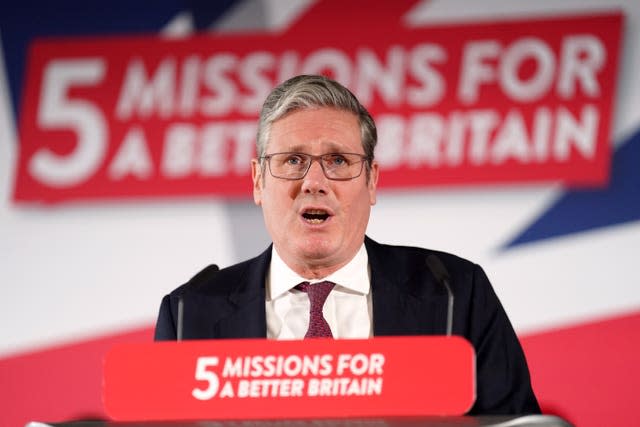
{"left": 104, "top": 336, "right": 475, "bottom": 421}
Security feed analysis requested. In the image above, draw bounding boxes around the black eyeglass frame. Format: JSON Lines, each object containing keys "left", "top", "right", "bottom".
{"left": 259, "top": 152, "right": 371, "bottom": 181}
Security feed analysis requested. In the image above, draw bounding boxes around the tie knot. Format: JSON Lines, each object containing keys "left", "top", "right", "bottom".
{"left": 296, "top": 281, "right": 335, "bottom": 308}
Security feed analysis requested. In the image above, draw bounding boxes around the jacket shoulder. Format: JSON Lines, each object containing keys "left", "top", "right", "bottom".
{"left": 365, "top": 236, "right": 478, "bottom": 277}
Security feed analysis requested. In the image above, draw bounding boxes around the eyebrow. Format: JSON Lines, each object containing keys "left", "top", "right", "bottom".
{"left": 284, "top": 141, "right": 354, "bottom": 153}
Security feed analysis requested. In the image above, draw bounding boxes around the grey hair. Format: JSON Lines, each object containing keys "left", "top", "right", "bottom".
{"left": 256, "top": 75, "right": 377, "bottom": 165}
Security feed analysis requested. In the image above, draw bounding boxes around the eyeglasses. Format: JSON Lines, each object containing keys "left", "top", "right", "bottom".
{"left": 260, "top": 152, "right": 370, "bottom": 181}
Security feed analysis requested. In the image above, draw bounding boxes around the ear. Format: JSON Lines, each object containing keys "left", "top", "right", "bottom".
{"left": 368, "top": 160, "right": 379, "bottom": 206}
{"left": 251, "top": 158, "right": 263, "bottom": 206}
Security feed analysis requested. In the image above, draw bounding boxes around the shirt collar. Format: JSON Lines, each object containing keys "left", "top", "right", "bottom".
{"left": 267, "top": 243, "right": 370, "bottom": 300}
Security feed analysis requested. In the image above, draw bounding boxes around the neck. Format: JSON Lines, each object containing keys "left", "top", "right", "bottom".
{"left": 290, "top": 259, "right": 348, "bottom": 280}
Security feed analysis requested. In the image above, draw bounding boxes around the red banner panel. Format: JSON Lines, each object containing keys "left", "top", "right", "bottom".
{"left": 103, "top": 336, "right": 475, "bottom": 421}
{"left": 14, "top": 6, "right": 623, "bottom": 203}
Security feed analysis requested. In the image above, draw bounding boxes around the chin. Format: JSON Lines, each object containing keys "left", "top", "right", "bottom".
{"left": 298, "top": 238, "right": 338, "bottom": 260}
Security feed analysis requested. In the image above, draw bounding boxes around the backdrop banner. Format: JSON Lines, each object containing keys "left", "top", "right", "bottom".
{"left": 14, "top": 12, "right": 622, "bottom": 203}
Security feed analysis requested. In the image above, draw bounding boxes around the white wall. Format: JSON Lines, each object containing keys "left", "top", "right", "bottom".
{"left": 1, "top": 0, "right": 638, "bottom": 359}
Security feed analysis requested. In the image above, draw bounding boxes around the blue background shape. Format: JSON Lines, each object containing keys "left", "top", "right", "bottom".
{"left": 505, "top": 129, "right": 640, "bottom": 248}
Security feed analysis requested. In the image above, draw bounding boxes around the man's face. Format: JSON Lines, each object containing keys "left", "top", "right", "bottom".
{"left": 252, "top": 107, "right": 379, "bottom": 278}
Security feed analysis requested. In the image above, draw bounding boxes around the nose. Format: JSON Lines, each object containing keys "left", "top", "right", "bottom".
{"left": 300, "top": 158, "right": 329, "bottom": 194}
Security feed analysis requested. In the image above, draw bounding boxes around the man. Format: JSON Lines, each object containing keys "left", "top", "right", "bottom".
{"left": 155, "top": 74, "right": 540, "bottom": 415}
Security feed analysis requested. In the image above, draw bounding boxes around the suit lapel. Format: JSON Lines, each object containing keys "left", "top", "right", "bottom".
{"left": 214, "top": 289, "right": 267, "bottom": 338}
{"left": 220, "top": 247, "right": 271, "bottom": 338}
{"left": 187, "top": 246, "right": 271, "bottom": 339}
{"left": 366, "top": 237, "right": 450, "bottom": 336}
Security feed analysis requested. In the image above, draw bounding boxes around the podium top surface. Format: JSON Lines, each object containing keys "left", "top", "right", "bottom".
{"left": 27, "top": 415, "right": 573, "bottom": 427}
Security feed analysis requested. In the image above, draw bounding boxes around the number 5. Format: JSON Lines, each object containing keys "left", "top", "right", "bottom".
{"left": 192, "top": 356, "right": 220, "bottom": 400}
{"left": 30, "top": 58, "right": 107, "bottom": 187}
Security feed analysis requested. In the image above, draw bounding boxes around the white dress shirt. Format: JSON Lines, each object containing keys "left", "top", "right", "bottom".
{"left": 265, "top": 244, "right": 373, "bottom": 339}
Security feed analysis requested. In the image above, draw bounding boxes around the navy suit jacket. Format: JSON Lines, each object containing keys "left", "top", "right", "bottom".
{"left": 155, "top": 237, "right": 540, "bottom": 415}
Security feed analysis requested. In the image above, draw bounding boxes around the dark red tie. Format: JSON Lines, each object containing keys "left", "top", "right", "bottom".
{"left": 295, "top": 281, "right": 335, "bottom": 338}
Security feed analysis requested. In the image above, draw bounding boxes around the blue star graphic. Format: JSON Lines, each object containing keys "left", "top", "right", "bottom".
{"left": 504, "top": 128, "right": 640, "bottom": 249}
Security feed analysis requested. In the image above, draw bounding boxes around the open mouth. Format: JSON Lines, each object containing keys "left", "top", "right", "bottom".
{"left": 302, "top": 209, "right": 330, "bottom": 224}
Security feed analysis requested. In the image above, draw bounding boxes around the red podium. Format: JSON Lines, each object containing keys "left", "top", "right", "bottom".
{"left": 103, "top": 336, "right": 475, "bottom": 421}
{"left": 26, "top": 337, "right": 574, "bottom": 426}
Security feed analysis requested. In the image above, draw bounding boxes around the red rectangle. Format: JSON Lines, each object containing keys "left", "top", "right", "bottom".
{"left": 103, "top": 336, "right": 475, "bottom": 421}
{"left": 14, "top": 10, "right": 623, "bottom": 203}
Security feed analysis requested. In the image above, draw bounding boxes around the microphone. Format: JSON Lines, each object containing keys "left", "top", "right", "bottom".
{"left": 177, "top": 264, "right": 220, "bottom": 341}
{"left": 177, "top": 296, "right": 185, "bottom": 341}
{"left": 426, "top": 255, "right": 454, "bottom": 336}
